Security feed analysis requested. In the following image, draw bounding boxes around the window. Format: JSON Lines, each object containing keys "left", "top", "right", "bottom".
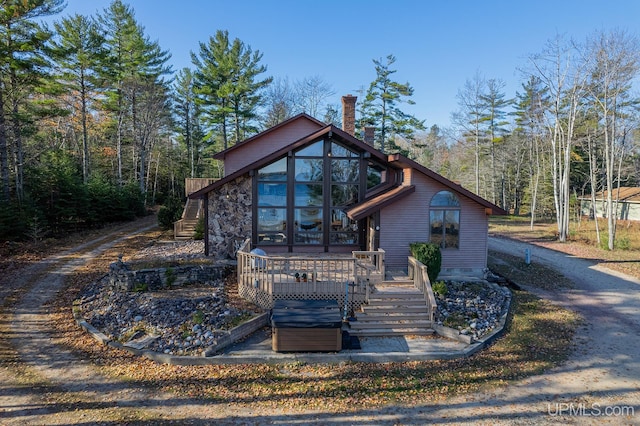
{"left": 329, "top": 142, "right": 359, "bottom": 245}
{"left": 257, "top": 158, "right": 287, "bottom": 244}
{"left": 366, "top": 161, "right": 385, "bottom": 189}
{"left": 254, "top": 139, "right": 361, "bottom": 246}
{"left": 430, "top": 191, "right": 460, "bottom": 249}
{"left": 294, "top": 142, "right": 324, "bottom": 245}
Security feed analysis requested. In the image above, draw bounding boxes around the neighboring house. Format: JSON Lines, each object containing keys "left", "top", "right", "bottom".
{"left": 190, "top": 95, "right": 507, "bottom": 277}
{"left": 579, "top": 187, "right": 640, "bottom": 221}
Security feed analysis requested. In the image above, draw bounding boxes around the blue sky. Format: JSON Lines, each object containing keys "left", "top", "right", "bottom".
{"left": 45, "top": 0, "right": 640, "bottom": 129}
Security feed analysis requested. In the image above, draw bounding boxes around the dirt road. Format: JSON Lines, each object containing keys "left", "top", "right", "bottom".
{"left": 1, "top": 225, "right": 639, "bottom": 425}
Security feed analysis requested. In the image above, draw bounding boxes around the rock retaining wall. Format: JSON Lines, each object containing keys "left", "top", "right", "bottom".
{"left": 108, "top": 258, "right": 234, "bottom": 292}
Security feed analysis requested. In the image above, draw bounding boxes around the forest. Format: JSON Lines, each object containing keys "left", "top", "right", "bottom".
{"left": 1, "top": 0, "right": 638, "bottom": 251}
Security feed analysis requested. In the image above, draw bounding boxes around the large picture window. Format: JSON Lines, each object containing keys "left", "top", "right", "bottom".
{"left": 430, "top": 191, "right": 460, "bottom": 249}
{"left": 254, "top": 139, "right": 361, "bottom": 246}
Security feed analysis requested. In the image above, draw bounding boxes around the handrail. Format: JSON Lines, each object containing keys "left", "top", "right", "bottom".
{"left": 352, "top": 249, "right": 385, "bottom": 278}
{"left": 408, "top": 256, "right": 437, "bottom": 322}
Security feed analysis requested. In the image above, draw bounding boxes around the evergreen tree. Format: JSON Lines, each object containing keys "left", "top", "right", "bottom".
{"left": 0, "top": 0, "right": 64, "bottom": 202}
{"left": 191, "top": 30, "right": 271, "bottom": 150}
{"left": 98, "top": 0, "right": 172, "bottom": 197}
{"left": 174, "top": 68, "right": 199, "bottom": 178}
{"left": 359, "top": 54, "right": 425, "bottom": 153}
{"left": 98, "top": 0, "right": 139, "bottom": 186}
{"left": 479, "top": 78, "right": 511, "bottom": 205}
{"left": 513, "top": 75, "right": 550, "bottom": 223}
{"left": 50, "top": 13, "right": 107, "bottom": 184}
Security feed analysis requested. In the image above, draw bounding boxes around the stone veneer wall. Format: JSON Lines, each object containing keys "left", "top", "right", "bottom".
{"left": 207, "top": 175, "right": 253, "bottom": 258}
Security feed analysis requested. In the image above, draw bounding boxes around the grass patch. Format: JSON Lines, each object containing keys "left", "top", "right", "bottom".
{"left": 488, "top": 250, "right": 575, "bottom": 290}
{"left": 489, "top": 215, "right": 640, "bottom": 280}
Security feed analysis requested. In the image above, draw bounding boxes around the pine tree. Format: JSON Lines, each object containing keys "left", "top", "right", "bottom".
{"left": 0, "top": 0, "right": 64, "bottom": 202}
{"left": 50, "top": 13, "right": 107, "bottom": 184}
{"left": 359, "top": 54, "right": 425, "bottom": 153}
{"left": 98, "top": 0, "right": 171, "bottom": 197}
{"left": 191, "top": 30, "right": 271, "bottom": 150}
{"left": 479, "top": 78, "right": 511, "bottom": 205}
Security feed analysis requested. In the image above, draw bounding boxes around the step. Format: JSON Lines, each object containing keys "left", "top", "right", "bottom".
{"left": 349, "top": 320, "right": 433, "bottom": 329}
{"left": 382, "top": 276, "right": 413, "bottom": 285}
{"left": 362, "top": 306, "right": 429, "bottom": 314}
{"left": 366, "top": 298, "right": 426, "bottom": 306}
{"left": 369, "top": 290, "right": 423, "bottom": 298}
{"left": 356, "top": 312, "right": 431, "bottom": 321}
{"left": 350, "top": 328, "right": 435, "bottom": 337}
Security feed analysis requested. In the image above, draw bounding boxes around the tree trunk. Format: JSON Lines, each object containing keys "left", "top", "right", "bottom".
{"left": 80, "top": 71, "right": 89, "bottom": 184}
{"left": 0, "top": 89, "right": 9, "bottom": 202}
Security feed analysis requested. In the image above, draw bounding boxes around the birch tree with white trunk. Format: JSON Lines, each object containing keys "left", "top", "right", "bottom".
{"left": 584, "top": 29, "right": 640, "bottom": 250}
{"left": 529, "top": 35, "right": 588, "bottom": 242}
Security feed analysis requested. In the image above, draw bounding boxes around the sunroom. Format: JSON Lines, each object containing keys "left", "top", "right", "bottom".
{"left": 254, "top": 136, "right": 394, "bottom": 253}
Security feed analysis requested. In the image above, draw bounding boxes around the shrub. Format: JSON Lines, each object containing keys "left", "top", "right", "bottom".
{"left": 158, "top": 196, "right": 184, "bottom": 229}
{"left": 617, "top": 237, "right": 631, "bottom": 250}
{"left": 193, "top": 216, "right": 205, "bottom": 240}
{"left": 432, "top": 280, "right": 448, "bottom": 296}
{"left": 409, "top": 242, "right": 442, "bottom": 282}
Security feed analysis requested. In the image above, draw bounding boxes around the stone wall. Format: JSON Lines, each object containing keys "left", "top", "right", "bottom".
{"left": 108, "top": 259, "right": 234, "bottom": 292}
{"left": 207, "top": 175, "right": 253, "bottom": 259}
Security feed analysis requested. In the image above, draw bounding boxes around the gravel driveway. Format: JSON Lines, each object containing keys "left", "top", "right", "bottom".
{"left": 1, "top": 226, "right": 639, "bottom": 425}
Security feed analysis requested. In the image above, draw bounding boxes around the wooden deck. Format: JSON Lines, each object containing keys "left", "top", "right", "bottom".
{"left": 236, "top": 244, "right": 385, "bottom": 310}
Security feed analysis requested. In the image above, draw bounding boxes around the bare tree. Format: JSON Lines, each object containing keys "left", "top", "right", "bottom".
{"left": 585, "top": 29, "right": 640, "bottom": 250}
{"left": 529, "top": 34, "right": 588, "bottom": 242}
{"left": 453, "top": 71, "right": 487, "bottom": 195}
{"left": 293, "top": 75, "right": 335, "bottom": 118}
{"left": 262, "top": 77, "right": 295, "bottom": 127}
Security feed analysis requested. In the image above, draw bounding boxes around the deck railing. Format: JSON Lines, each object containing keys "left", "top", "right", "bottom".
{"left": 352, "top": 249, "right": 385, "bottom": 280}
{"left": 236, "top": 243, "right": 385, "bottom": 310}
{"left": 407, "top": 256, "right": 437, "bottom": 322}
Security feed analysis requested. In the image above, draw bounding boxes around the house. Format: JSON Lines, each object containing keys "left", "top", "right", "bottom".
{"left": 189, "top": 95, "right": 507, "bottom": 278}
{"left": 579, "top": 187, "right": 640, "bottom": 221}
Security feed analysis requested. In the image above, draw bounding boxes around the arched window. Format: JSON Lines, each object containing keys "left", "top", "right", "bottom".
{"left": 430, "top": 191, "right": 460, "bottom": 249}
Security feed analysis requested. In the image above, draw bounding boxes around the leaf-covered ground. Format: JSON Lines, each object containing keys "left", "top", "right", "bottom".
{"left": 42, "top": 226, "right": 583, "bottom": 413}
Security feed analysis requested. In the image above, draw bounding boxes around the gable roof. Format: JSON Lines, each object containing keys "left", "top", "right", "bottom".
{"left": 189, "top": 124, "right": 387, "bottom": 199}
{"left": 212, "top": 113, "right": 326, "bottom": 161}
{"left": 386, "top": 153, "right": 508, "bottom": 215}
{"left": 191, "top": 117, "right": 507, "bottom": 216}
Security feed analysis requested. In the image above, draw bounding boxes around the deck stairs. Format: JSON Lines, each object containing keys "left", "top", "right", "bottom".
{"left": 349, "top": 275, "right": 434, "bottom": 337}
{"left": 174, "top": 198, "right": 202, "bottom": 240}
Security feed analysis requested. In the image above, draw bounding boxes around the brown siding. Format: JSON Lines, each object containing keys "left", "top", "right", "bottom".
{"left": 224, "top": 120, "right": 323, "bottom": 176}
{"left": 379, "top": 173, "right": 488, "bottom": 273}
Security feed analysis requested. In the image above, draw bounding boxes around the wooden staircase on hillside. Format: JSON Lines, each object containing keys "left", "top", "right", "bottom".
{"left": 348, "top": 278, "right": 435, "bottom": 337}
{"left": 174, "top": 198, "right": 202, "bottom": 240}
{"left": 174, "top": 178, "right": 217, "bottom": 240}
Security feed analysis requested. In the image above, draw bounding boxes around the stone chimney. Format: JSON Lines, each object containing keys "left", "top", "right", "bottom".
{"left": 363, "top": 126, "right": 375, "bottom": 146}
{"left": 341, "top": 94, "right": 357, "bottom": 136}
